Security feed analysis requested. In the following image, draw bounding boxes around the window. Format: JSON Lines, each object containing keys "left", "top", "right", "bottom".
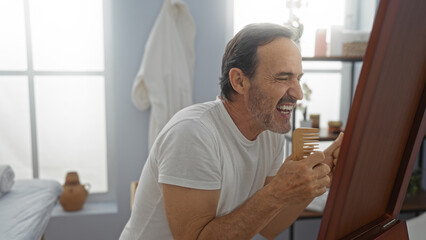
{"left": 0, "top": 0, "right": 108, "bottom": 193}
{"left": 233, "top": 0, "right": 347, "bottom": 129}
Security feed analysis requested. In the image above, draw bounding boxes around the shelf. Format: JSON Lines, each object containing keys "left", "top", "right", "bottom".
{"left": 298, "top": 189, "right": 426, "bottom": 219}
{"left": 401, "top": 189, "right": 426, "bottom": 212}
{"left": 51, "top": 201, "right": 118, "bottom": 218}
{"left": 285, "top": 129, "right": 340, "bottom": 142}
{"left": 318, "top": 128, "right": 340, "bottom": 141}
{"left": 291, "top": 56, "right": 364, "bottom": 133}
{"left": 302, "top": 56, "right": 363, "bottom": 62}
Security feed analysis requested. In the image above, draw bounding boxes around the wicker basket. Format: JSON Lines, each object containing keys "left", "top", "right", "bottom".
{"left": 342, "top": 42, "right": 368, "bottom": 57}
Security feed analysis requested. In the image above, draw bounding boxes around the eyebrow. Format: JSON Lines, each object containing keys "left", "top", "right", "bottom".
{"left": 274, "top": 72, "right": 304, "bottom": 79}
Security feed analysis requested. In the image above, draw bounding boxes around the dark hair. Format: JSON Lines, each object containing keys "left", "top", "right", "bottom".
{"left": 219, "top": 23, "right": 299, "bottom": 101}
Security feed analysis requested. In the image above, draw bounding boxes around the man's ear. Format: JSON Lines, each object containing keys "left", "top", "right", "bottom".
{"left": 229, "top": 68, "right": 250, "bottom": 95}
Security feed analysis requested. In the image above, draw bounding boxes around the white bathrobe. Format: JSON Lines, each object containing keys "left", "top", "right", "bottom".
{"left": 132, "top": 0, "right": 196, "bottom": 149}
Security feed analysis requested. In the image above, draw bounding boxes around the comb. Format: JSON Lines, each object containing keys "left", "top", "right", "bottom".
{"left": 292, "top": 128, "right": 319, "bottom": 161}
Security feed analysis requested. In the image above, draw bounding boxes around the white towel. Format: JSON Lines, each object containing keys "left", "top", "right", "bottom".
{"left": 131, "top": 0, "right": 196, "bottom": 150}
{"left": 0, "top": 165, "right": 15, "bottom": 197}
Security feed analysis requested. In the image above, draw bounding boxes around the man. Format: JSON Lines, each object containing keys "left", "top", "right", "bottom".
{"left": 120, "top": 23, "right": 343, "bottom": 240}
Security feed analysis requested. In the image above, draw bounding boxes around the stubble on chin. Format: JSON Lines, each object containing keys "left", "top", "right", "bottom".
{"left": 247, "top": 82, "right": 296, "bottom": 134}
{"left": 275, "top": 118, "right": 292, "bottom": 134}
{"left": 248, "top": 94, "right": 291, "bottom": 134}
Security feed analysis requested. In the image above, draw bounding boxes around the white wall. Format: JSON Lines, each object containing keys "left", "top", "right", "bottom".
{"left": 45, "top": 1, "right": 231, "bottom": 239}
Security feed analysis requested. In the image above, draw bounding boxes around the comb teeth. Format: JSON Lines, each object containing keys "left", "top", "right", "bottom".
{"left": 292, "top": 128, "right": 319, "bottom": 161}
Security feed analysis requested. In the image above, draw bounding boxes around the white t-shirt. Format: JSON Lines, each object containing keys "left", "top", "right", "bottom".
{"left": 120, "top": 99, "right": 285, "bottom": 239}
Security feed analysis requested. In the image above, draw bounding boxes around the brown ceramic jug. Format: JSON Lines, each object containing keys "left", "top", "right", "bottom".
{"left": 59, "top": 171, "right": 90, "bottom": 211}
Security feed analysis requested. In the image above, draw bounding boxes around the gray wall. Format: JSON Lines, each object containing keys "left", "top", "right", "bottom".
{"left": 45, "top": 0, "right": 231, "bottom": 239}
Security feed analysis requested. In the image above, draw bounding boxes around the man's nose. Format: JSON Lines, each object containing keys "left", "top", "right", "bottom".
{"left": 289, "top": 81, "right": 303, "bottom": 100}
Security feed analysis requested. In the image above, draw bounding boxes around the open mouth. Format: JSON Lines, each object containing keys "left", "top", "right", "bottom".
{"left": 276, "top": 104, "right": 294, "bottom": 115}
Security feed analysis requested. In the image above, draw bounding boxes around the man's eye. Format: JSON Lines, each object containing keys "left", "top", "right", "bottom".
{"left": 277, "top": 78, "right": 289, "bottom": 81}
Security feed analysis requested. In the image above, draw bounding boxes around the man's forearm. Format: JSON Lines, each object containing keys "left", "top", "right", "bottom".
{"left": 259, "top": 200, "right": 311, "bottom": 239}
{"left": 166, "top": 153, "right": 331, "bottom": 240}
{"left": 196, "top": 183, "right": 289, "bottom": 240}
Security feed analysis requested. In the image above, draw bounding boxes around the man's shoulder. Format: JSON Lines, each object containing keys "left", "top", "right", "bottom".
{"left": 170, "top": 99, "right": 222, "bottom": 125}
{"left": 156, "top": 100, "right": 220, "bottom": 135}
{"left": 152, "top": 101, "right": 222, "bottom": 156}
{"left": 179, "top": 99, "right": 221, "bottom": 116}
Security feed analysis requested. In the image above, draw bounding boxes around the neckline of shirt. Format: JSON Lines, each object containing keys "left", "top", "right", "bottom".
{"left": 216, "top": 97, "right": 260, "bottom": 146}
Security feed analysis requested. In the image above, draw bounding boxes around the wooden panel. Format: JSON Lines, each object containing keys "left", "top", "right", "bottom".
{"left": 318, "top": 0, "right": 426, "bottom": 238}
{"left": 373, "top": 221, "right": 408, "bottom": 240}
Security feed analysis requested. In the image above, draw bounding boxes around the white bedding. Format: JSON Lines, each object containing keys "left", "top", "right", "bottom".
{"left": 0, "top": 179, "right": 63, "bottom": 240}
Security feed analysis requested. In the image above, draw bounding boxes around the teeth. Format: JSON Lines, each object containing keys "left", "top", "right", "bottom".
{"left": 277, "top": 105, "right": 294, "bottom": 111}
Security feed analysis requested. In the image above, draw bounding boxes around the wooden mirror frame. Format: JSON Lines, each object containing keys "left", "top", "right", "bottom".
{"left": 318, "top": 0, "right": 426, "bottom": 239}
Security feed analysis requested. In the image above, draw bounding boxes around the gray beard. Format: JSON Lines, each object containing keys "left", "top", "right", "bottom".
{"left": 247, "top": 86, "right": 296, "bottom": 134}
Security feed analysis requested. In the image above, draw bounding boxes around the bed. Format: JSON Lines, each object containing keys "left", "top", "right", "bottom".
{"left": 0, "top": 179, "right": 63, "bottom": 240}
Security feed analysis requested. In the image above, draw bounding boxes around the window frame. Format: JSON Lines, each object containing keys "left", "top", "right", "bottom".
{"left": 0, "top": 0, "right": 115, "bottom": 202}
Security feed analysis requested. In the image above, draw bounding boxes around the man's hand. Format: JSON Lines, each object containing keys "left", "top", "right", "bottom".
{"left": 323, "top": 132, "right": 344, "bottom": 186}
{"left": 269, "top": 151, "right": 331, "bottom": 205}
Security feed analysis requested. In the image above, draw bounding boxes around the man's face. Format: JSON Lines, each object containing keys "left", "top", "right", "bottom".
{"left": 246, "top": 37, "right": 303, "bottom": 134}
